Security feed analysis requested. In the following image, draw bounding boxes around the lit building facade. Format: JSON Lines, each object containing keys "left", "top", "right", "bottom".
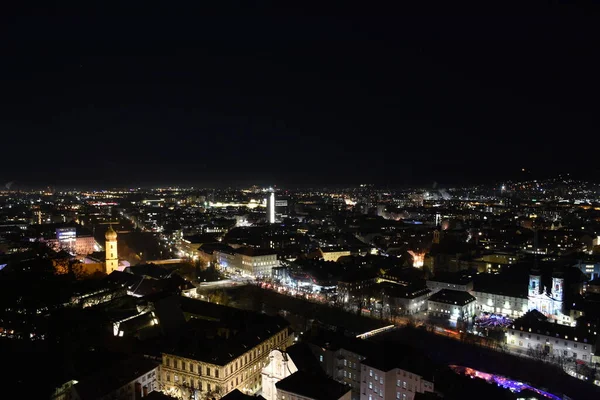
{"left": 527, "top": 271, "right": 573, "bottom": 325}
{"left": 105, "top": 225, "right": 119, "bottom": 274}
{"left": 46, "top": 227, "right": 97, "bottom": 256}
{"left": 261, "top": 349, "right": 298, "bottom": 400}
{"left": 161, "top": 326, "right": 291, "bottom": 398}
{"left": 267, "top": 191, "right": 276, "bottom": 224}
{"left": 473, "top": 290, "right": 529, "bottom": 318}
{"left": 214, "top": 247, "right": 279, "bottom": 277}
{"left": 506, "top": 311, "right": 598, "bottom": 364}
{"left": 319, "top": 247, "right": 351, "bottom": 262}
{"left": 427, "top": 289, "right": 476, "bottom": 321}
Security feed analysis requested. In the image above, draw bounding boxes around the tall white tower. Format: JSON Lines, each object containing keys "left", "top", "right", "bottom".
{"left": 551, "top": 275, "right": 564, "bottom": 302}
{"left": 267, "top": 191, "right": 275, "bottom": 223}
{"left": 105, "top": 225, "right": 119, "bottom": 274}
{"left": 529, "top": 271, "right": 541, "bottom": 297}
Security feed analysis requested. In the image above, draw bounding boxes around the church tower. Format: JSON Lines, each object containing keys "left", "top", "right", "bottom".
{"left": 105, "top": 225, "right": 119, "bottom": 274}
{"left": 551, "top": 274, "right": 564, "bottom": 302}
{"left": 529, "top": 270, "right": 542, "bottom": 297}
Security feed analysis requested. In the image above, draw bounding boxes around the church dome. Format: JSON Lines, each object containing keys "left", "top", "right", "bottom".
{"left": 105, "top": 225, "right": 117, "bottom": 241}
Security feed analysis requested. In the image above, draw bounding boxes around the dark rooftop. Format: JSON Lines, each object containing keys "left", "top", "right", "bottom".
{"left": 428, "top": 271, "right": 473, "bottom": 286}
{"left": 199, "top": 242, "right": 235, "bottom": 255}
{"left": 221, "top": 389, "right": 266, "bottom": 400}
{"left": 285, "top": 342, "right": 327, "bottom": 375}
{"left": 275, "top": 371, "right": 351, "bottom": 400}
{"left": 145, "top": 391, "right": 179, "bottom": 400}
{"left": 428, "top": 289, "right": 475, "bottom": 306}
{"left": 74, "top": 356, "right": 158, "bottom": 400}
{"left": 362, "top": 348, "right": 436, "bottom": 382}
{"left": 235, "top": 247, "right": 277, "bottom": 257}
{"left": 378, "top": 282, "right": 431, "bottom": 299}
{"left": 165, "top": 298, "right": 290, "bottom": 365}
{"left": 304, "top": 329, "right": 380, "bottom": 358}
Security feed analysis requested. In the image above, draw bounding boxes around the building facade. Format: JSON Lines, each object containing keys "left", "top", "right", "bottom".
{"left": 214, "top": 247, "right": 279, "bottom": 277}
{"left": 472, "top": 290, "right": 529, "bottom": 318}
{"left": 161, "top": 326, "right": 291, "bottom": 398}
{"left": 528, "top": 271, "right": 573, "bottom": 325}
{"left": 506, "top": 311, "right": 598, "bottom": 364}
{"left": 105, "top": 225, "right": 119, "bottom": 274}
{"left": 427, "top": 289, "right": 476, "bottom": 321}
{"left": 360, "top": 361, "right": 434, "bottom": 400}
{"left": 319, "top": 248, "right": 351, "bottom": 262}
{"left": 261, "top": 350, "right": 298, "bottom": 400}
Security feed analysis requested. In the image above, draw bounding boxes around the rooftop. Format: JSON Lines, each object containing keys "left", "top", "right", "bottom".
{"left": 362, "top": 349, "right": 436, "bottom": 382}
{"left": 428, "top": 289, "right": 476, "bottom": 306}
{"left": 74, "top": 356, "right": 158, "bottom": 400}
{"left": 164, "top": 298, "right": 290, "bottom": 366}
{"left": 304, "top": 329, "right": 380, "bottom": 358}
{"left": 221, "top": 389, "right": 266, "bottom": 400}
{"left": 510, "top": 310, "right": 597, "bottom": 344}
{"left": 428, "top": 271, "right": 473, "bottom": 286}
{"left": 235, "top": 247, "right": 277, "bottom": 257}
{"left": 275, "top": 371, "right": 350, "bottom": 400}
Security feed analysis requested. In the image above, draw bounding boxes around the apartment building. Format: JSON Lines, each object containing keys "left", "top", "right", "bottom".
{"left": 360, "top": 355, "right": 435, "bottom": 400}
{"left": 506, "top": 310, "right": 598, "bottom": 364}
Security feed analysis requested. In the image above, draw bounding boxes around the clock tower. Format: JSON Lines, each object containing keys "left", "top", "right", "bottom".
{"left": 105, "top": 225, "right": 119, "bottom": 274}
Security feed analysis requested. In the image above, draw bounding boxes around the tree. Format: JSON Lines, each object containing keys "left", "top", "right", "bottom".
{"left": 157, "top": 378, "right": 198, "bottom": 400}
{"left": 208, "top": 289, "right": 231, "bottom": 306}
{"left": 203, "top": 385, "right": 224, "bottom": 400}
{"left": 176, "top": 262, "right": 198, "bottom": 282}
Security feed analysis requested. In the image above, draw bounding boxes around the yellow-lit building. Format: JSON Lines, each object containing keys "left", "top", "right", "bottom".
{"left": 105, "top": 225, "right": 119, "bottom": 274}
{"left": 319, "top": 247, "right": 351, "bottom": 262}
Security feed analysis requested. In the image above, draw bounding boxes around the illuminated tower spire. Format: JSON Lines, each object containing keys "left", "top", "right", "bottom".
{"left": 267, "top": 190, "right": 275, "bottom": 223}
{"left": 105, "top": 224, "right": 119, "bottom": 274}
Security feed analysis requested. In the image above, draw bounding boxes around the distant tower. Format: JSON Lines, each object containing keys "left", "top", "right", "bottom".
{"left": 435, "top": 213, "right": 441, "bottom": 226}
{"left": 432, "top": 230, "right": 441, "bottom": 245}
{"left": 267, "top": 191, "right": 275, "bottom": 224}
{"left": 551, "top": 274, "right": 564, "bottom": 302}
{"left": 529, "top": 270, "right": 542, "bottom": 297}
{"left": 105, "top": 225, "right": 119, "bottom": 274}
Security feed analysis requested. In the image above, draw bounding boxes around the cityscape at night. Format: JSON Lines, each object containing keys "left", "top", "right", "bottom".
{"left": 2, "top": 6, "right": 600, "bottom": 400}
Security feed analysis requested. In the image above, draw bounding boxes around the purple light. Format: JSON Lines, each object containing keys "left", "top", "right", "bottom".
{"left": 449, "top": 365, "right": 561, "bottom": 400}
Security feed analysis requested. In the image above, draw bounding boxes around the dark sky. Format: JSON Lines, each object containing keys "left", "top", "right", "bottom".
{"left": 1, "top": 8, "right": 599, "bottom": 188}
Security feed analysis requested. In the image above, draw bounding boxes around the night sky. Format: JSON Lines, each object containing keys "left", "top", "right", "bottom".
{"left": 1, "top": 9, "right": 599, "bottom": 188}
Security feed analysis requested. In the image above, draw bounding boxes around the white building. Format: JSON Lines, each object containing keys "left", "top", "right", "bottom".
{"left": 472, "top": 290, "right": 529, "bottom": 318}
{"left": 381, "top": 285, "right": 431, "bottom": 316}
{"left": 261, "top": 349, "right": 298, "bottom": 400}
{"left": 214, "top": 247, "right": 279, "bottom": 278}
{"left": 506, "top": 310, "right": 598, "bottom": 364}
{"left": 427, "top": 289, "right": 476, "bottom": 321}
{"left": 237, "top": 248, "right": 279, "bottom": 277}
{"left": 267, "top": 191, "right": 276, "bottom": 224}
{"left": 360, "top": 357, "right": 434, "bottom": 400}
{"left": 528, "top": 271, "right": 574, "bottom": 326}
